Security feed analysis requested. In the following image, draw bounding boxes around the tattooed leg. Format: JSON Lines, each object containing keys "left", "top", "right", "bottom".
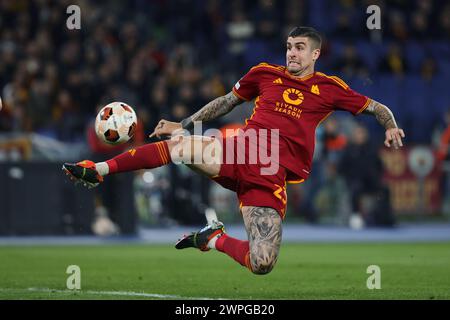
{"left": 241, "top": 206, "right": 282, "bottom": 275}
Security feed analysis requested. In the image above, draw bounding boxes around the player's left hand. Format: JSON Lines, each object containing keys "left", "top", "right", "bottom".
{"left": 149, "top": 119, "right": 183, "bottom": 139}
{"left": 385, "top": 127, "right": 405, "bottom": 149}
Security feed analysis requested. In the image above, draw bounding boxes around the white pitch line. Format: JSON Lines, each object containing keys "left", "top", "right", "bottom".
{"left": 0, "top": 288, "right": 224, "bottom": 300}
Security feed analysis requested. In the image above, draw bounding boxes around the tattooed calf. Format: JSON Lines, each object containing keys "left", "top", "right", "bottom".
{"left": 242, "top": 206, "right": 282, "bottom": 275}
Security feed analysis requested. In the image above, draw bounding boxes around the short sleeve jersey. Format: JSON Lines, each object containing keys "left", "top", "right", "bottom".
{"left": 232, "top": 63, "right": 370, "bottom": 182}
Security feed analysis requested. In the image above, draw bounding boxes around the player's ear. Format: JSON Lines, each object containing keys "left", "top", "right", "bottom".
{"left": 312, "top": 48, "right": 321, "bottom": 61}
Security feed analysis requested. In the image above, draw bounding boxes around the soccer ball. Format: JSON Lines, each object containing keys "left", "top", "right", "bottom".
{"left": 95, "top": 102, "right": 137, "bottom": 145}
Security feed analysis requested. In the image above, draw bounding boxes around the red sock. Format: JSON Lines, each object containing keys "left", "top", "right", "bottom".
{"left": 215, "top": 234, "right": 252, "bottom": 271}
{"left": 106, "top": 141, "right": 171, "bottom": 174}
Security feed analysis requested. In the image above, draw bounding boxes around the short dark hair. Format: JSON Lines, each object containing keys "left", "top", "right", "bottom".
{"left": 287, "top": 26, "right": 322, "bottom": 49}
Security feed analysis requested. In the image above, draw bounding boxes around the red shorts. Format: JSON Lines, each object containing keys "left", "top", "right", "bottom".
{"left": 211, "top": 135, "right": 288, "bottom": 218}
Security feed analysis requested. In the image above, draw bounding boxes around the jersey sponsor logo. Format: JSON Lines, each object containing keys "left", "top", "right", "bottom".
{"left": 274, "top": 102, "right": 302, "bottom": 119}
{"left": 282, "top": 88, "right": 304, "bottom": 106}
{"left": 234, "top": 81, "right": 241, "bottom": 90}
{"left": 273, "top": 78, "right": 283, "bottom": 84}
{"left": 274, "top": 88, "right": 304, "bottom": 119}
{"left": 311, "top": 84, "right": 320, "bottom": 95}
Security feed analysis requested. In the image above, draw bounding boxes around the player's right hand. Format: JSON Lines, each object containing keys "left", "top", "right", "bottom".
{"left": 149, "top": 119, "right": 183, "bottom": 139}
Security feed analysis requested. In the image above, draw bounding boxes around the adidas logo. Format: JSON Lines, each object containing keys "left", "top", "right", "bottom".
{"left": 273, "top": 78, "right": 283, "bottom": 84}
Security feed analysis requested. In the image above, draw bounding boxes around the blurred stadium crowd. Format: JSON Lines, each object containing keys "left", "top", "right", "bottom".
{"left": 1, "top": 0, "right": 450, "bottom": 229}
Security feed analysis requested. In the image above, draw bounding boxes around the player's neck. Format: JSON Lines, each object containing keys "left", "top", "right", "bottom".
{"left": 288, "top": 66, "right": 315, "bottom": 78}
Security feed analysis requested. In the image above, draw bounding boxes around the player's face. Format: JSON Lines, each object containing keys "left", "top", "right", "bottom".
{"left": 286, "top": 37, "right": 320, "bottom": 75}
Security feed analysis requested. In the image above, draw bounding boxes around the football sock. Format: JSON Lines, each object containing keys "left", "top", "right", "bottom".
{"left": 95, "top": 162, "right": 109, "bottom": 176}
{"left": 207, "top": 233, "right": 221, "bottom": 249}
{"left": 215, "top": 234, "right": 252, "bottom": 270}
{"left": 104, "top": 141, "right": 171, "bottom": 175}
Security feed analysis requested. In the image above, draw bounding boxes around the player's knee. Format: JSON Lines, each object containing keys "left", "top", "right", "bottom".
{"left": 249, "top": 255, "right": 277, "bottom": 275}
{"left": 167, "top": 136, "right": 195, "bottom": 163}
{"left": 169, "top": 136, "right": 218, "bottom": 164}
{"left": 250, "top": 261, "right": 276, "bottom": 275}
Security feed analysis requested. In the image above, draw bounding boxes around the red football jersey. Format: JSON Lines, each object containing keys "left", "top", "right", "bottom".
{"left": 232, "top": 62, "right": 370, "bottom": 183}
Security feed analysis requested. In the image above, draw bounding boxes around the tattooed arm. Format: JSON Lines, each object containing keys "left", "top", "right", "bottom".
{"left": 363, "top": 99, "right": 406, "bottom": 149}
{"left": 149, "top": 92, "right": 243, "bottom": 138}
{"left": 188, "top": 91, "right": 243, "bottom": 124}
